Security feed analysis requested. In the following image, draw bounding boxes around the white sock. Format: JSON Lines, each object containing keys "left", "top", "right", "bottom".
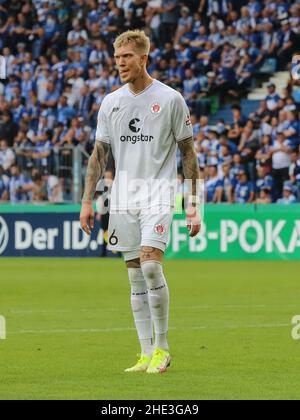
{"left": 127, "top": 268, "right": 153, "bottom": 357}
{"left": 141, "top": 261, "right": 169, "bottom": 351}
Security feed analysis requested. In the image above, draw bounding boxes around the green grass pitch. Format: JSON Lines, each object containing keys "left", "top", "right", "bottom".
{"left": 0, "top": 258, "right": 299, "bottom": 400}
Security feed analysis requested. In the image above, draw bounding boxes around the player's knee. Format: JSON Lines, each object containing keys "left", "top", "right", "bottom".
{"left": 128, "top": 267, "right": 142, "bottom": 283}
{"left": 141, "top": 261, "right": 161, "bottom": 285}
{"left": 128, "top": 267, "right": 147, "bottom": 294}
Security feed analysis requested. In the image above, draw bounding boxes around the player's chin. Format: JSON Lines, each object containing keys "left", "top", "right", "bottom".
{"left": 120, "top": 73, "right": 131, "bottom": 83}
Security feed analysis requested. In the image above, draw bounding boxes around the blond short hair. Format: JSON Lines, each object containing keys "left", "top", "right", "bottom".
{"left": 113, "top": 30, "right": 150, "bottom": 55}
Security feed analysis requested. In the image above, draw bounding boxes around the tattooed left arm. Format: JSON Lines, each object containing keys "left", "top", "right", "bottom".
{"left": 177, "top": 137, "right": 201, "bottom": 237}
{"left": 177, "top": 137, "right": 201, "bottom": 197}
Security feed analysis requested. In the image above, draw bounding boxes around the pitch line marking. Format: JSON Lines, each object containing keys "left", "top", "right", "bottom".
{"left": 8, "top": 323, "right": 290, "bottom": 335}
{"left": 5, "top": 304, "right": 299, "bottom": 315}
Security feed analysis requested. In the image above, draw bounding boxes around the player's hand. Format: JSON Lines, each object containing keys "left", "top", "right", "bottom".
{"left": 186, "top": 206, "right": 201, "bottom": 238}
{"left": 80, "top": 201, "right": 94, "bottom": 236}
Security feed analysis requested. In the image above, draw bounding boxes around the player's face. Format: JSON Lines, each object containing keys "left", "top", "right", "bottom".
{"left": 114, "top": 45, "right": 147, "bottom": 84}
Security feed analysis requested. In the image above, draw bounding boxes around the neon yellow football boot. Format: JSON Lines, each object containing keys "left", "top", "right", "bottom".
{"left": 146, "top": 348, "right": 171, "bottom": 374}
{"left": 125, "top": 354, "right": 152, "bottom": 372}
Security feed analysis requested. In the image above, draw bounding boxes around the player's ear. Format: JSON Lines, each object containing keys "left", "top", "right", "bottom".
{"left": 141, "top": 54, "right": 147, "bottom": 65}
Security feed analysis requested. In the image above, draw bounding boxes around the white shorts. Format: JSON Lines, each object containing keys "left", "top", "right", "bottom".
{"left": 107, "top": 206, "right": 174, "bottom": 255}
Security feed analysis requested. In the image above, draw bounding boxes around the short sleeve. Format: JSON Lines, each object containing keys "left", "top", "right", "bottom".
{"left": 95, "top": 100, "right": 110, "bottom": 144}
{"left": 171, "top": 93, "right": 193, "bottom": 142}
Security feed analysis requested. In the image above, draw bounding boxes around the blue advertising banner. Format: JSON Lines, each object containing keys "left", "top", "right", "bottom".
{"left": 0, "top": 208, "right": 106, "bottom": 257}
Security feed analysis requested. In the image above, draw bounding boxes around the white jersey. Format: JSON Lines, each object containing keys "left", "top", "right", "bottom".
{"left": 96, "top": 79, "right": 193, "bottom": 210}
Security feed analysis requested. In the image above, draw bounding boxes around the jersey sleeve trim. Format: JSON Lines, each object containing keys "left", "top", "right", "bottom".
{"left": 176, "top": 135, "right": 193, "bottom": 143}
{"left": 96, "top": 138, "right": 110, "bottom": 144}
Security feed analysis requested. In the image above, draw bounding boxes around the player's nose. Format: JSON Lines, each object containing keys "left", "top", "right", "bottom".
{"left": 119, "top": 57, "right": 126, "bottom": 66}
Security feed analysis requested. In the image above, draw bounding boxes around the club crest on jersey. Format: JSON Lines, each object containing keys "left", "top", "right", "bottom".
{"left": 154, "top": 224, "right": 165, "bottom": 236}
{"left": 151, "top": 103, "right": 161, "bottom": 114}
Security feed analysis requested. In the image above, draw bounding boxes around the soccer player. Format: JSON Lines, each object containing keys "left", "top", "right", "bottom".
{"left": 80, "top": 30, "right": 201, "bottom": 374}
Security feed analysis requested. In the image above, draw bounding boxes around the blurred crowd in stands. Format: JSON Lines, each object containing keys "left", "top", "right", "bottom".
{"left": 0, "top": 0, "right": 300, "bottom": 204}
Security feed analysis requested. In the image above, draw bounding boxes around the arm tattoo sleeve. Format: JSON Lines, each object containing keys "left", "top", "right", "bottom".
{"left": 177, "top": 136, "right": 201, "bottom": 198}
{"left": 82, "top": 141, "right": 110, "bottom": 202}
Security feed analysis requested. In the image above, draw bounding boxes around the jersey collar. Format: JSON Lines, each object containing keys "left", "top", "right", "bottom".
{"left": 128, "top": 79, "right": 155, "bottom": 97}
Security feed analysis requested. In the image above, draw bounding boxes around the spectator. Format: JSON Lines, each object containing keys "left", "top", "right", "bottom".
{"left": 43, "top": 12, "right": 60, "bottom": 46}
{"left": 255, "top": 135, "right": 273, "bottom": 168}
{"left": 78, "top": 84, "right": 93, "bottom": 122}
{"left": 31, "top": 129, "right": 53, "bottom": 173}
{"left": 176, "top": 41, "right": 192, "bottom": 67}
{"left": 277, "top": 182, "right": 297, "bottom": 204}
{"left": 256, "top": 187, "right": 272, "bottom": 204}
{"left": 85, "top": 1, "right": 102, "bottom": 31}
{"left": 290, "top": 148, "right": 300, "bottom": 202}
{"left": 251, "top": 100, "right": 272, "bottom": 125}
{"left": 31, "top": 168, "right": 48, "bottom": 202}
{"left": 260, "top": 22, "right": 277, "bottom": 60}
{"left": 0, "top": 139, "right": 15, "bottom": 171}
{"left": 174, "top": 6, "right": 192, "bottom": 45}
{"left": 197, "top": 71, "right": 219, "bottom": 115}
{"left": 14, "top": 130, "right": 34, "bottom": 172}
{"left": 205, "top": 162, "right": 223, "bottom": 203}
{"left": 106, "top": 4, "right": 125, "bottom": 39}
{"left": 236, "top": 53, "right": 255, "bottom": 91}
{"left": 161, "top": 41, "right": 176, "bottom": 62}
{"left": 202, "top": 128, "right": 219, "bottom": 159}
{"left": 197, "top": 40, "right": 217, "bottom": 74}
{"left": 40, "top": 80, "right": 60, "bottom": 120}
{"left": 0, "top": 111, "right": 18, "bottom": 147}
{"left": 1, "top": 47, "right": 15, "bottom": 77}
{"left": 277, "top": 20, "right": 298, "bottom": 70}
{"left": 270, "top": 131, "right": 292, "bottom": 200}
{"left": 57, "top": 95, "right": 77, "bottom": 126}
{"left": 283, "top": 110, "right": 299, "bottom": 151}
{"left": 128, "top": 0, "right": 147, "bottom": 29}
{"left": 265, "top": 83, "right": 281, "bottom": 113}
{"left": 0, "top": 165, "right": 9, "bottom": 202}
{"left": 43, "top": 170, "right": 64, "bottom": 203}
{"left": 21, "top": 70, "right": 35, "bottom": 103}
{"left": 234, "top": 169, "right": 255, "bottom": 203}
{"left": 88, "top": 40, "right": 110, "bottom": 74}
{"left": 165, "top": 57, "right": 184, "bottom": 89}
{"left": 11, "top": 96, "right": 26, "bottom": 125}
{"left": 183, "top": 68, "right": 202, "bottom": 117}
{"left": 9, "top": 164, "right": 34, "bottom": 203}
{"left": 228, "top": 104, "right": 247, "bottom": 145}
{"left": 159, "top": 0, "right": 179, "bottom": 46}
{"left": 238, "top": 120, "right": 260, "bottom": 182}
{"left": 86, "top": 67, "right": 102, "bottom": 93}
{"left": 219, "top": 161, "right": 235, "bottom": 203}
{"left": 206, "top": 0, "right": 230, "bottom": 19}
{"left": 256, "top": 164, "right": 274, "bottom": 200}
{"left": 36, "top": 66, "right": 53, "bottom": 103}
{"left": 145, "top": 0, "right": 162, "bottom": 42}
{"left": 209, "top": 12, "right": 225, "bottom": 32}
{"left": 67, "top": 19, "right": 88, "bottom": 47}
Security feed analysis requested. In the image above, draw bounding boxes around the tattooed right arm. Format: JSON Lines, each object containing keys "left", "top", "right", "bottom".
{"left": 82, "top": 141, "right": 110, "bottom": 203}
{"left": 80, "top": 141, "right": 109, "bottom": 235}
